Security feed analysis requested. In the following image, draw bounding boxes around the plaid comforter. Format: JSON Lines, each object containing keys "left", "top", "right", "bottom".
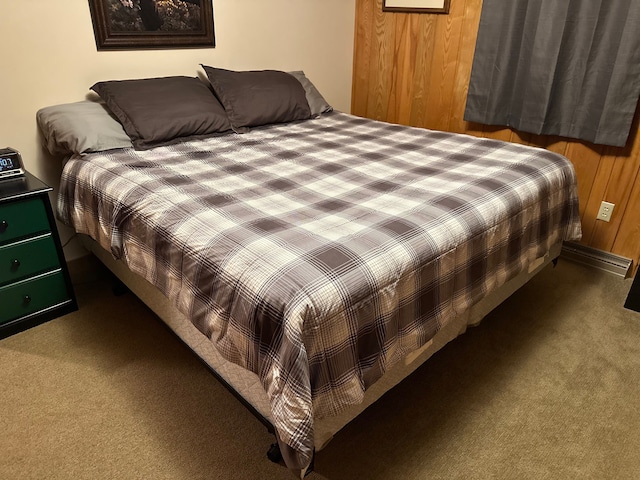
{"left": 58, "top": 112, "right": 582, "bottom": 470}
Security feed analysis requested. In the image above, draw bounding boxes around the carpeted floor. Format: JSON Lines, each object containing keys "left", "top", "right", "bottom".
{"left": 1, "top": 257, "right": 639, "bottom": 480}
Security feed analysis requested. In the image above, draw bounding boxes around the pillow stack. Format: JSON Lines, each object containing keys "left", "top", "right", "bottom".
{"left": 37, "top": 67, "right": 333, "bottom": 155}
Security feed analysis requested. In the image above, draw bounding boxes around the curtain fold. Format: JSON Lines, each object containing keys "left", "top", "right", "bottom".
{"left": 464, "top": 0, "right": 640, "bottom": 147}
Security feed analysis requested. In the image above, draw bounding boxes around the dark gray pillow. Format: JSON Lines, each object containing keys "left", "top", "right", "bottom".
{"left": 201, "top": 65, "right": 311, "bottom": 133}
{"left": 91, "top": 76, "right": 231, "bottom": 150}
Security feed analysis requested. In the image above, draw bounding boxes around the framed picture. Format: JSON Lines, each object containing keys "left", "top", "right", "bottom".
{"left": 382, "top": 0, "right": 450, "bottom": 14}
{"left": 88, "top": 0, "right": 215, "bottom": 50}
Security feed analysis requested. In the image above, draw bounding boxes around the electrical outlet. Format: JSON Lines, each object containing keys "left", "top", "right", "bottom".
{"left": 596, "top": 201, "right": 615, "bottom": 222}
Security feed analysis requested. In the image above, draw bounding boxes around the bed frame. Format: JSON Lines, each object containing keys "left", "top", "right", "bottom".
{"left": 80, "top": 233, "right": 562, "bottom": 469}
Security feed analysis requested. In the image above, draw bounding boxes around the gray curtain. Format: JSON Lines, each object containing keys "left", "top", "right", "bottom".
{"left": 464, "top": 0, "right": 640, "bottom": 147}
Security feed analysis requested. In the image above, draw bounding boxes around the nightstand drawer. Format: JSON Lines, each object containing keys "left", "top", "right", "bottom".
{"left": 0, "top": 197, "right": 50, "bottom": 244}
{"left": 0, "top": 234, "right": 61, "bottom": 285}
{"left": 0, "top": 271, "right": 70, "bottom": 325}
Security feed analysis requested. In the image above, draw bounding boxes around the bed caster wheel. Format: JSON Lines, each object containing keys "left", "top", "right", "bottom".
{"left": 267, "top": 443, "right": 282, "bottom": 463}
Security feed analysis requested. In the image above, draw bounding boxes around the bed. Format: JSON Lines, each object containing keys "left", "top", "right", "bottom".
{"left": 37, "top": 67, "right": 582, "bottom": 477}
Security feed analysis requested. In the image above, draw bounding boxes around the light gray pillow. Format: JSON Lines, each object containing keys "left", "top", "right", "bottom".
{"left": 287, "top": 71, "right": 333, "bottom": 117}
{"left": 37, "top": 101, "right": 132, "bottom": 155}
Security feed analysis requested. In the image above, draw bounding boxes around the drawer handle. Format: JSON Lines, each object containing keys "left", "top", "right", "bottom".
{"left": 11, "top": 259, "right": 21, "bottom": 271}
{"left": 0, "top": 219, "right": 7, "bottom": 234}
{"left": 23, "top": 295, "right": 32, "bottom": 305}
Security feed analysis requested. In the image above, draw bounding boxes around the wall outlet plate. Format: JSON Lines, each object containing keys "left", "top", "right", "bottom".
{"left": 596, "top": 201, "right": 615, "bottom": 222}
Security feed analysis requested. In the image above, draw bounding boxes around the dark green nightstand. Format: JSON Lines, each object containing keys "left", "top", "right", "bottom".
{"left": 0, "top": 171, "right": 77, "bottom": 339}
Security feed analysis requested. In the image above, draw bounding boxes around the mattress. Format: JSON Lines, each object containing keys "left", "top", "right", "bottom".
{"left": 57, "top": 111, "right": 582, "bottom": 472}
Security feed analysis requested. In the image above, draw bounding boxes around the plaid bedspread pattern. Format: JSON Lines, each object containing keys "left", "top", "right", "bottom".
{"left": 58, "top": 112, "right": 581, "bottom": 469}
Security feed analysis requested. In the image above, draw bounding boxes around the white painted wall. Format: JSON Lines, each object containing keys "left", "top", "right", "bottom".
{"left": 0, "top": 0, "right": 355, "bottom": 258}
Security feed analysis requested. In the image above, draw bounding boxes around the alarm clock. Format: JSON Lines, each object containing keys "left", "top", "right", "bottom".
{"left": 0, "top": 147, "right": 25, "bottom": 179}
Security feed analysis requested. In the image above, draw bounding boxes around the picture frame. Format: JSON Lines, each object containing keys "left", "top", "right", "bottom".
{"left": 382, "top": 0, "right": 450, "bottom": 14}
{"left": 88, "top": 0, "right": 215, "bottom": 50}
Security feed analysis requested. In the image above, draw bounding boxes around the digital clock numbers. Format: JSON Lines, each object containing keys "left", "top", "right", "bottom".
{"left": 0, "top": 157, "right": 17, "bottom": 169}
{"left": 0, "top": 147, "right": 24, "bottom": 179}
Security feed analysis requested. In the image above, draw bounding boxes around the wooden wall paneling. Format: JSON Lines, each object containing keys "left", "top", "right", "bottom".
{"left": 448, "top": 0, "right": 481, "bottom": 134}
{"left": 464, "top": 121, "right": 486, "bottom": 138}
{"left": 352, "top": 0, "right": 376, "bottom": 116}
{"left": 545, "top": 137, "right": 569, "bottom": 157}
{"left": 603, "top": 119, "right": 640, "bottom": 268}
{"left": 422, "top": 0, "right": 466, "bottom": 132}
{"left": 509, "top": 129, "right": 532, "bottom": 146}
{"left": 612, "top": 122, "right": 640, "bottom": 273}
{"left": 366, "top": 3, "right": 397, "bottom": 121}
{"left": 589, "top": 114, "right": 640, "bottom": 252}
{"left": 613, "top": 166, "right": 640, "bottom": 272}
{"left": 394, "top": 14, "right": 418, "bottom": 125}
{"left": 408, "top": 14, "right": 437, "bottom": 128}
{"left": 579, "top": 148, "right": 615, "bottom": 245}
{"left": 527, "top": 134, "right": 550, "bottom": 148}
{"left": 554, "top": 142, "right": 602, "bottom": 225}
{"left": 590, "top": 148, "right": 640, "bottom": 252}
{"left": 482, "top": 126, "right": 513, "bottom": 142}
{"left": 388, "top": 14, "right": 418, "bottom": 125}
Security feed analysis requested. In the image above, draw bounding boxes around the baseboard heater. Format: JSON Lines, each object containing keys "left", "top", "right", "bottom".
{"left": 561, "top": 241, "right": 633, "bottom": 278}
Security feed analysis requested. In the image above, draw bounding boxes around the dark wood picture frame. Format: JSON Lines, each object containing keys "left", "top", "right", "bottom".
{"left": 382, "top": 0, "right": 450, "bottom": 14}
{"left": 88, "top": 0, "right": 215, "bottom": 50}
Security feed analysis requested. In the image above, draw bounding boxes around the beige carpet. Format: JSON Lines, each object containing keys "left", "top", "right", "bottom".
{"left": 1, "top": 258, "right": 639, "bottom": 480}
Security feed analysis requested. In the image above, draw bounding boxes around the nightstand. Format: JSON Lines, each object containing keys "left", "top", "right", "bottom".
{"left": 0, "top": 171, "right": 77, "bottom": 339}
